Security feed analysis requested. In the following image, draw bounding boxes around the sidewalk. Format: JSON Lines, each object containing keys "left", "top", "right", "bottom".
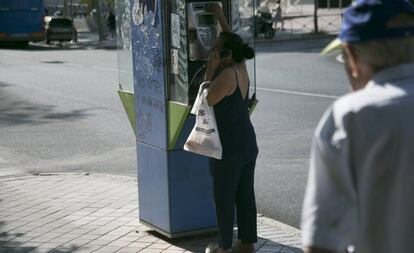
{"left": 0, "top": 173, "right": 303, "bottom": 253}
{"left": 76, "top": 32, "right": 117, "bottom": 50}
{"left": 69, "top": 6, "right": 342, "bottom": 50}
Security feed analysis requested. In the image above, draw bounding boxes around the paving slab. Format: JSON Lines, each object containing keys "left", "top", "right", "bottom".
{"left": 0, "top": 174, "right": 302, "bottom": 253}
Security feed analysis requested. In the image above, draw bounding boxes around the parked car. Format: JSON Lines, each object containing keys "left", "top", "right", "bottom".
{"left": 44, "top": 16, "right": 77, "bottom": 44}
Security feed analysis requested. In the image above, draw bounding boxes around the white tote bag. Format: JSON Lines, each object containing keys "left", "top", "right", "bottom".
{"left": 184, "top": 89, "right": 222, "bottom": 160}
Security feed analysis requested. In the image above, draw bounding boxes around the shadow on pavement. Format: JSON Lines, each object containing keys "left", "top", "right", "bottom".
{"left": 0, "top": 82, "right": 93, "bottom": 127}
{"left": 146, "top": 230, "right": 217, "bottom": 252}
{"left": 147, "top": 230, "right": 303, "bottom": 253}
{"left": 0, "top": 200, "right": 84, "bottom": 253}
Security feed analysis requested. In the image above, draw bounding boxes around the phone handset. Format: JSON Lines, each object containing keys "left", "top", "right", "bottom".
{"left": 218, "top": 48, "right": 231, "bottom": 59}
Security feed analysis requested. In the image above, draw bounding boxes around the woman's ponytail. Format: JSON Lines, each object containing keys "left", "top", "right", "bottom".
{"left": 220, "top": 32, "right": 256, "bottom": 63}
{"left": 243, "top": 44, "right": 255, "bottom": 60}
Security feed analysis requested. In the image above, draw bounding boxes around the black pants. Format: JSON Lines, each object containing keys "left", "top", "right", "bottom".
{"left": 211, "top": 158, "right": 258, "bottom": 250}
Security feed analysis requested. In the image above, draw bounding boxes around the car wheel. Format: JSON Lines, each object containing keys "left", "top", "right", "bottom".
{"left": 15, "top": 41, "right": 29, "bottom": 48}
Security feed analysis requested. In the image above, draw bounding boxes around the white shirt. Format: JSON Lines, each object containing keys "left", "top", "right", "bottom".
{"left": 301, "top": 63, "right": 414, "bottom": 253}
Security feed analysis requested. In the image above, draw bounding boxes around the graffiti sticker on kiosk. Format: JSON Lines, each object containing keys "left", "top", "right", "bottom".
{"left": 197, "top": 27, "right": 216, "bottom": 49}
{"left": 171, "top": 13, "right": 180, "bottom": 48}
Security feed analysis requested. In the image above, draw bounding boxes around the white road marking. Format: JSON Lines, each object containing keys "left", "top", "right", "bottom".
{"left": 256, "top": 87, "right": 339, "bottom": 99}
{"left": 91, "top": 66, "right": 118, "bottom": 72}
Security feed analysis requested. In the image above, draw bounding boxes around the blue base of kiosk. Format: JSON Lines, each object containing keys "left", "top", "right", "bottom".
{"left": 137, "top": 143, "right": 217, "bottom": 238}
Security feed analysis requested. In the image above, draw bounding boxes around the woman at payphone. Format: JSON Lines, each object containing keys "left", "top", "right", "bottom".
{"left": 203, "top": 5, "right": 258, "bottom": 253}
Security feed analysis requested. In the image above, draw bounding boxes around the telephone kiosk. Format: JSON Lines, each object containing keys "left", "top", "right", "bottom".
{"left": 127, "top": 0, "right": 257, "bottom": 238}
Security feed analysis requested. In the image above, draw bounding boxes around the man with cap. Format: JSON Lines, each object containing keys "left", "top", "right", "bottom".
{"left": 301, "top": 0, "right": 414, "bottom": 253}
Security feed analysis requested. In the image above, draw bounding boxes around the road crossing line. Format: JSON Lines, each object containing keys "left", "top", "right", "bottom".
{"left": 256, "top": 87, "right": 340, "bottom": 99}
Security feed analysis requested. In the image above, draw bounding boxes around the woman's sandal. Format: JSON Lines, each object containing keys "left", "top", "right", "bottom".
{"left": 205, "top": 243, "right": 233, "bottom": 253}
{"left": 232, "top": 240, "right": 255, "bottom": 253}
{"left": 205, "top": 243, "right": 220, "bottom": 253}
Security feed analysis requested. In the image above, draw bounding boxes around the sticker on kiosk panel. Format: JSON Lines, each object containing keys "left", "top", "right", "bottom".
{"left": 197, "top": 27, "right": 216, "bottom": 49}
{"left": 171, "top": 13, "right": 180, "bottom": 49}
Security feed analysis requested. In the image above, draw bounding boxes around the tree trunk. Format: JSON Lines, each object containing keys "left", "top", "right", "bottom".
{"left": 314, "top": 0, "right": 319, "bottom": 33}
{"left": 96, "top": 0, "right": 105, "bottom": 41}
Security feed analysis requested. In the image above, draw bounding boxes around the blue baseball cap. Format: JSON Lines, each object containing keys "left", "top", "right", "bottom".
{"left": 322, "top": 0, "right": 414, "bottom": 54}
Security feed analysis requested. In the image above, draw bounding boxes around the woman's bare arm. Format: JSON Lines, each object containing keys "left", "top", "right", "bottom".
{"left": 209, "top": 4, "right": 230, "bottom": 32}
{"left": 205, "top": 68, "right": 235, "bottom": 106}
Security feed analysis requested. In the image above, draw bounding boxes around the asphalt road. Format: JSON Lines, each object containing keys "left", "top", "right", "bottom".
{"left": 0, "top": 43, "right": 136, "bottom": 176}
{"left": 253, "top": 39, "right": 349, "bottom": 227}
{"left": 0, "top": 38, "right": 348, "bottom": 228}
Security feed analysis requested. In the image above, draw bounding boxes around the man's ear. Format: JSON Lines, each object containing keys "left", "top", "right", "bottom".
{"left": 343, "top": 43, "right": 359, "bottom": 79}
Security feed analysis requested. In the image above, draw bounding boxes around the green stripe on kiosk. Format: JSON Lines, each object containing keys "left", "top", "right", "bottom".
{"left": 118, "top": 89, "right": 136, "bottom": 135}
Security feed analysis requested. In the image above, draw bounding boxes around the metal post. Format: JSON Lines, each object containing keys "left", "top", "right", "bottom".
{"left": 70, "top": 0, "right": 73, "bottom": 18}
{"left": 64, "top": 0, "right": 68, "bottom": 17}
{"left": 70, "top": 0, "right": 74, "bottom": 42}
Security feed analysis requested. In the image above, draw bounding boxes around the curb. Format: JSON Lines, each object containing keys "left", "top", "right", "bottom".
{"left": 255, "top": 33, "right": 337, "bottom": 44}
{"left": 0, "top": 174, "right": 37, "bottom": 182}
{"left": 76, "top": 31, "right": 336, "bottom": 49}
{"left": 0, "top": 172, "right": 89, "bottom": 182}
{"left": 261, "top": 216, "right": 301, "bottom": 236}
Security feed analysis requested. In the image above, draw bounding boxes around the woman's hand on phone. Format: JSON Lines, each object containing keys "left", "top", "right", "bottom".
{"left": 204, "top": 50, "right": 220, "bottom": 81}
{"left": 208, "top": 3, "right": 224, "bottom": 18}
{"left": 208, "top": 3, "right": 230, "bottom": 32}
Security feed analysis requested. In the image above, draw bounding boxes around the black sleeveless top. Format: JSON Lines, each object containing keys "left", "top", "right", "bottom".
{"left": 213, "top": 67, "right": 258, "bottom": 164}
